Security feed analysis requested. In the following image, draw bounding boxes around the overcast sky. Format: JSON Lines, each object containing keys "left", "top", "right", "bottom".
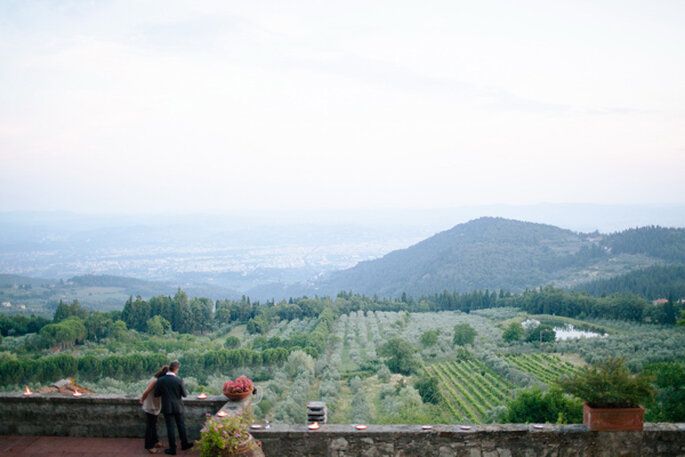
{"left": 1, "top": 0, "right": 684, "bottom": 214}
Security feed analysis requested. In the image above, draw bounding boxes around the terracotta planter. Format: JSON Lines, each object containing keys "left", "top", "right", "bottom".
{"left": 224, "top": 388, "right": 253, "bottom": 401}
{"left": 583, "top": 403, "right": 645, "bottom": 431}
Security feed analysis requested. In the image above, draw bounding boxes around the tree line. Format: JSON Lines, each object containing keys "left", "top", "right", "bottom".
{"left": 3, "top": 283, "right": 682, "bottom": 347}
{"left": 0, "top": 346, "right": 295, "bottom": 386}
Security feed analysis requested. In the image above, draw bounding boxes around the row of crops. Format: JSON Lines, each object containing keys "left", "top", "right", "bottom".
{"left": 424, "top": 353, "right": 583, "bottom": 423}
{"left": 503, "top": 353, "right": 582, "bottom": 384}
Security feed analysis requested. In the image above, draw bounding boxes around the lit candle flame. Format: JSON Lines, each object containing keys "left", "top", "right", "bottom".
{"left": 24, "top": 386, "right": 32, "bottom": 396}
{"left": 308, "top": 422, "right": 320, "bottom": 430}
{"left": 355, "top": 424, "right": 367, "bottom": 430}
{"left": 216, "top": 410, "right": 228, "bottom": 417}
{"left": 72, "top": 389, "right": 82, "bottom": 397}
{"left": 197, "top": 392, "right": 207, "bottom": 399}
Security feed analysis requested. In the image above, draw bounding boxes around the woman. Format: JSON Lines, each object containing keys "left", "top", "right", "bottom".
{"left": 140, "top": 365, "right": 169, "bottom": 454}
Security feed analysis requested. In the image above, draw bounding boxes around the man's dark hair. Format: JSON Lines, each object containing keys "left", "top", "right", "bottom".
{"left": 169, "top": 361, "right": 180, "bottom": 372}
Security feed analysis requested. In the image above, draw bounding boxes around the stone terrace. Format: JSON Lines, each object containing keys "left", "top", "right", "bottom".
{"left": 1, "top": 394, "right": 684, "bottom": 457}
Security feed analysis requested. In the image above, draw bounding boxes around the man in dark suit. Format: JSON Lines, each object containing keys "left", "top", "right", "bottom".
{"left": 154, "top": 360, "right": 192, "bottom": 455}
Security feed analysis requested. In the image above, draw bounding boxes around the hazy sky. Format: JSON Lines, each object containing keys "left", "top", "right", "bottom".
{"left": 1, "top": 0, "right": 684, "bottom": 213}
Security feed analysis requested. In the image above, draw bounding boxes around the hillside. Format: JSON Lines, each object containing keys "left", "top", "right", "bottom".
{"left": 308, "top": 218, "right": 685, "bottom": 298}
{"left": 0, "top": 273, "right": 240, "bottom": 315}
{"left": 574, "top": 264, "right": 685, "bottom": 300}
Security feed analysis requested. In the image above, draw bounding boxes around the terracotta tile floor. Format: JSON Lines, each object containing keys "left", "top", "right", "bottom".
{"left": 0, "top": 436, "right": 200, "bottom": 457}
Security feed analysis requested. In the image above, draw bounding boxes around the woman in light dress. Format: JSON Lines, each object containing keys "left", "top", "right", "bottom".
{"left": 140, "top": 365, "right": 169, "bottom": 454}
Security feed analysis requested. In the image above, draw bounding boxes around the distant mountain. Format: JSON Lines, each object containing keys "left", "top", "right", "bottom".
{"left": 299, "top": 218, "right": 685, "bottom": 298}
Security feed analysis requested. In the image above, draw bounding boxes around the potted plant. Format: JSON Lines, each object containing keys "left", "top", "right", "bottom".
{"left": 196, "top": 412, "right": 262, "bottom": 457}
{"left": 223, "top": 376, "right": 254, "bottom": 401}
{"left": 559, "top": 357, "right": 655, "bottom": 431}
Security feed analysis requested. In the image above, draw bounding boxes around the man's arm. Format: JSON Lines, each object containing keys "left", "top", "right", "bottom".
{"left": 180, "top": 378, "right": 188, "bottom": 398}
{"left": 154, "top": 378, "right": 162, "bottom": 397}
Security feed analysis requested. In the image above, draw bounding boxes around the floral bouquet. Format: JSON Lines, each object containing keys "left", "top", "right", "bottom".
{"left": 223, "top": 376, "right": 254, "bottom": 399}
{"left": 197, "top": 413, "right": 255, "bottom": 457}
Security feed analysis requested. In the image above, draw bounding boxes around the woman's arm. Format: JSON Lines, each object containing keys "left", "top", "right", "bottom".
{"left": 140, "top": 379, "right": 156, "bottom": 404}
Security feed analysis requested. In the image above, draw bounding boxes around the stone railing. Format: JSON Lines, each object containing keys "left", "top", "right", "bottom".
{"left": 0, "top": 393, "right": 230, "bottom": 438}
{"left": 251, "top": 423, "right": 685, "bottom": 457}
{"left": 1, "top": 394, "right": 684, "bottom": 456}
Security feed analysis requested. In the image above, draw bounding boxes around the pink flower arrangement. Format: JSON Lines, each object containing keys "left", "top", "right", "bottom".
{"left": 223, "top": 376, "right": 253, "bottom": 395}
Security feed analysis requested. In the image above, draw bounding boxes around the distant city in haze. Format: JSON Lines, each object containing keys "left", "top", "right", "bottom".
{"left": 2, "top": 203, "right": 684, "bottom": 304}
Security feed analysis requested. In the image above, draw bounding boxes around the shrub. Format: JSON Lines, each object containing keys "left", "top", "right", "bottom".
{"left": 224, "top": 335, "right": 240, "bottom": 349}
{"left": 414, "top": 375, "right": 442, "bottom": 405}
{"left": 506, "top": 386, "right": 582, "bottom": 423}
{"left": 559, "top": 357, "right": 655, "bottom": 408}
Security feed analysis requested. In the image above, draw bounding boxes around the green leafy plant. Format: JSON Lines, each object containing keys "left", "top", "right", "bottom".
{"left": 559, "top": 357, "right": 655, "bottom": 408}
{"left": 196, "top": 412, "right": 255, "bottom": 457}
{"left": 506, "top": 386, "right": 582, "bottom": 423}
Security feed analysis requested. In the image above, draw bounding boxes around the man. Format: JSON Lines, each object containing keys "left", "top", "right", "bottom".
{"left": 154, "top": 360, "right": 192, "bottom": 455}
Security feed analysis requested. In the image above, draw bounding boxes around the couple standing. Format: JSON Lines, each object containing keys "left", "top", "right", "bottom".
{"left": 140, "top": 361, "right": 193, "bottom": 455}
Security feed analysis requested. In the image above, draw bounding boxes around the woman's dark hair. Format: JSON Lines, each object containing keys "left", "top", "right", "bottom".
{"left": 154, "top": 365, "right": 169, "bottom": 378}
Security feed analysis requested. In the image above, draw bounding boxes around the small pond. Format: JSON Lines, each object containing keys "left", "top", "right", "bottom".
{"left": 553, "top": 324, "right": 607, "bottom": 341}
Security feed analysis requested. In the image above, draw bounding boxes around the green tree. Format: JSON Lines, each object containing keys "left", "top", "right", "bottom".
{"left": 503, "top": 322, "right": 524, "bottom": 342}
{"left": 526, "top": 324, "right": 555, "bottom": 343}
{"left": 146, "top": 315, "right": 171, "bottom": 336}
{"left": 224, "top": 335, "right": 241, "bottom": 349}
{"left": 108, "top": 320, "right": 128, "bottom": 340}
{"left": 378, "top": 337, "right": 419, "bottom": 375}
{"left": 506, "top": 386, "right": 582, "bottom": 424}
{"left": 677, "top": 309, "right": 685, "bottom": 327}
{"left": 420, "top": 329, "right": 439, "bottom": 347}
{"left": 84, "top": 312, "right": 111, "bottom": 341}
{"left": 662, "top": 296, "right": 677, "bottom": 325}
{"left": 190, "top": 297, "right": 214, "bottom": 334}
{"left": 53, "top": 299, "right": 87, "bottom": 322}
{"left": 644, "top": 362, "right": 685, "bottom": 422}
{"left": 452, "top": 323, "right": 477, "bottom": 346}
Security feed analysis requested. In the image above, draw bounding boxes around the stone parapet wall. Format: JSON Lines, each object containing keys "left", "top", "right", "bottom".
{"left": 0, "top": 393, "right": 227, "bottom": 439}
{"left": 251, "top": 423, "right": 685, "bottom": 457}
{"left": 1, "top": 395, "right": 684, "bottom": 456}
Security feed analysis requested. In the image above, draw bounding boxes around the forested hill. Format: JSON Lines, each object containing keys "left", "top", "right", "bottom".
{"left": 316, "top": 218, "right": 586, "bottom": 297}
{"left": 310, "top": 218, "right": 685, "bottom": 298}
{"left": 602, "top": 226, "right": 685, "bottom": 263}
{"left": 574, "top": 264, "right": 685, "bottom": 300}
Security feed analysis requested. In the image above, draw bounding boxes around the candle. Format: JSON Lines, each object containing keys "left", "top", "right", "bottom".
{"left": 354, "top": 424, "right": 367, "bottom": 430}
{"left": 23, "top": 386, "right": 33, "bottom": 397}
{"left": 421, "top": 425, "right": 433, "bottom": 430}
{"left": 533, "top": 424, "right": 544, "bottom": 430}
{"left": 308, "top": 422, "right": 320, "bottom": 430}
{"left": 197, "top": 393, "right": 207, "bottom": 399}
{"left": 216, "top": 410, "right": 228, "bottom": 418}
{"left": 72, "top": 389, "right": 83, "bottom": 397}
{"left": 459, "top": 425, "right": 471, "bottom": 431}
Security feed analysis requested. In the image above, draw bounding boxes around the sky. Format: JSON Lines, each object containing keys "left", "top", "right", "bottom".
{"left": 1, "top": 0, "right": 684, "bottom": 213}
